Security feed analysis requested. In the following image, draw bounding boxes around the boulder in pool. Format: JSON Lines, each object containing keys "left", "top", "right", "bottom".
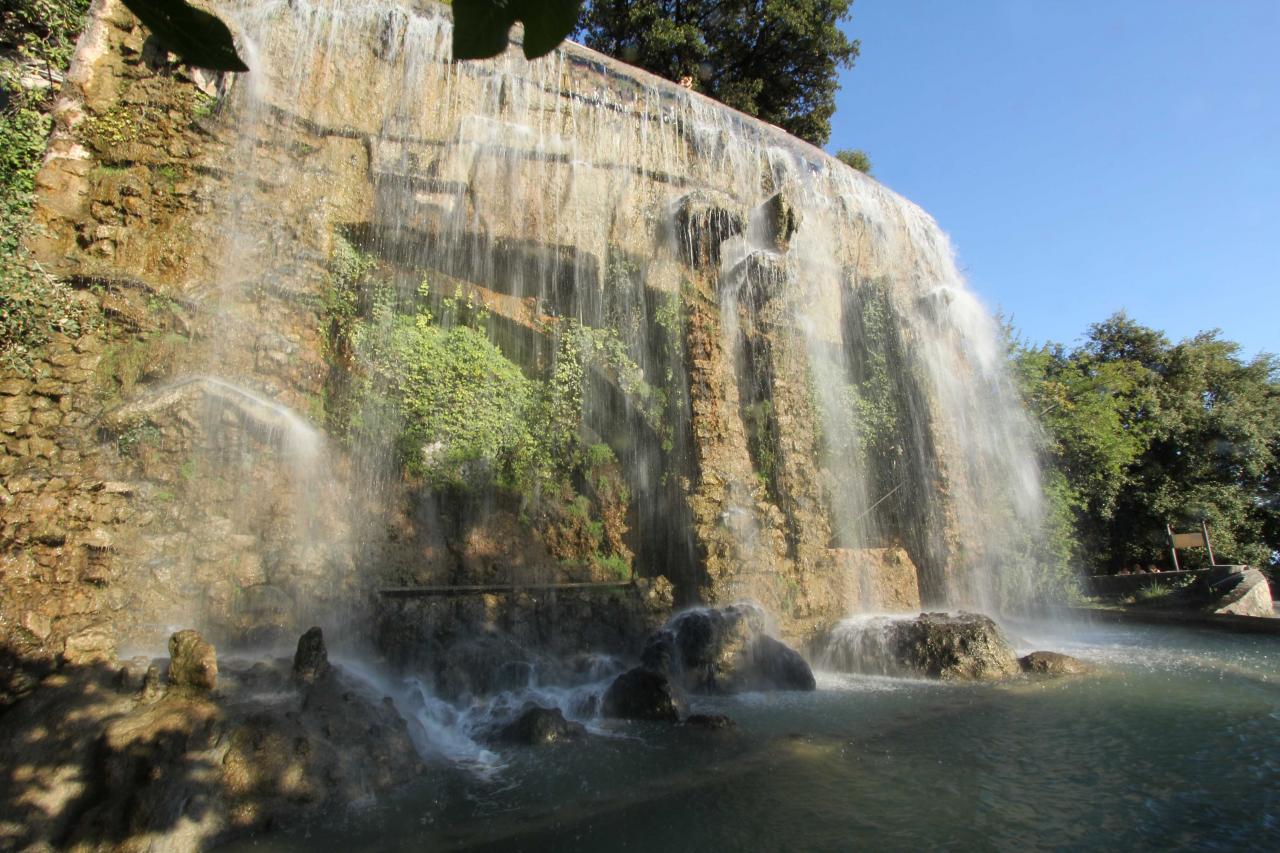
{"left": 641, "top": 604, "right": 815, "bottom": 694}
{"left": 602, "top": 667, "right": 684, "bottom": 722}
{"left": 822, "top": 612, "right": 1020, "bottom": 681}
{"left": 497, "top": 705, "right": 587, "bottom": 745}
{"left": 1018, "top": 651, "right": 1090, "bottom": 675}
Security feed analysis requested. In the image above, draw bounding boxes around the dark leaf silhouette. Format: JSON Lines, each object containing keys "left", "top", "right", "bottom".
{"left": 453, "top": 0, "right": 582, "bottom": 61}
{"left": 121, "top": 0, "right": 249, "bottom": 72}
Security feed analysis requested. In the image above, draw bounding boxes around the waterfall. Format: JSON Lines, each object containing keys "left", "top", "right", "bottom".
{"left": 194, "top": 0, "right": 1044, "bottom": 637}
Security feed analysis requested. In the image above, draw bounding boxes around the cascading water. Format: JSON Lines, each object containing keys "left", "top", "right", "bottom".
{"left": 200, "top": 0, "right": 1044, "bottom": 622}
{"left": 163, "top": 0, "right": 1051, "bottom": 763}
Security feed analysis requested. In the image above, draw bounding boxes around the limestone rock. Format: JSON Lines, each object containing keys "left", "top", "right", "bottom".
{"left": 602, "top": 667, "right": 684, "bottom": 722}
{"left": 1211, "top": 569, "right": 1274, "bottom": 618}
{"left": 496, "top": 705, "right": 587, "bottom": 745}
{"left": 62, "top": 625, "right": 116, "bottom": 665}
{"left": 167, "top": 629, "right": 217, "bottom": 690}
{"left": 292, "top": 626, "right": 330, "bottom": 684}
{"left": 1018, "top": 651, "right": 1090, "bottom": 676}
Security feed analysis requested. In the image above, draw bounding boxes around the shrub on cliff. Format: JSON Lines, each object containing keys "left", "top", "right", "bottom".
{"left": 579, "top": 0, "right": 860, "bottom": 145}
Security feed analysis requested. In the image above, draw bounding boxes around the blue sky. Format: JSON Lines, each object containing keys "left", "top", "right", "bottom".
{"left": 829, "top": 0, "right": 1279, "bottom": 359}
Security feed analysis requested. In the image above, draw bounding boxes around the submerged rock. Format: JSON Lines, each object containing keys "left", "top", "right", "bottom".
{"left": 641, "top": 604, "right": 816, "bottom": 694}
{"left": 683, "top": 713, "right": 736, "bottom": 730}
{"left": 822, "top": 612, "right": 1020, "bottom": 681}
{"left": 167, "top": 629, "right": 217, "bottom": 690}
{"left": 497, "top": 705, "right": 587, "bottom": 745}
{"left": 293, "top": 626, "right": 330, "bottom": 684}
{"left": 602, "top": 667, "right": 684, "bottom": 722}
{"left": 1018, "top": 651, "right": 1090, "bottom": 675}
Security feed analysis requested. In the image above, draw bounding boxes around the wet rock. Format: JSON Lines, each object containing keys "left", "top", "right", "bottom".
{"left": 823, "top": 612, "right": 1021, "bottom": 681}
{"left": 683, "top": 713, "right": 736, "bottom": 729}
{"left": 757, "top": 191, "right": 799, "bottom": 252}
{"left": 673, "top": 190, "right": 744, "bottom": 268}
{"left": 602, "top": 667, "right": 684, "bottom": 722}
{"left": 642, "top": 605, "right": 816, "bottom": 694}
{"left": 880, "top": 612, "right": 1019, "bottom": 680}
{"left": 497, "top": 705, "right": 587, "bottom": 745}
{"left": 1019, "top": 651, "right": 1090, "bottom": 675}
{"left": 293, "top": 626, "right": 330, "bottom": 685}
{"left": 167, "top": 629, "right": 217, "bottom": 690}
{"left": 749, "top": 634, "right": 817, "bottom": 691}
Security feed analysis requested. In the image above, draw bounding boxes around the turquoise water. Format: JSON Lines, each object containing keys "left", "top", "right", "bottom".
{"left": 231, "top": 620, "right": 1279, "bottom": 851}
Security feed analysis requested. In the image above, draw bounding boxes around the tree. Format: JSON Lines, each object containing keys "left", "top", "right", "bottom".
{"left": 835, "top": 148, "right": 872, "bottom": 174}
{"left": 579, "top": 1, "right": 860, "bottom": 146}
{"left": 1013, "top": 313, "right": 1280, "bottom": 581}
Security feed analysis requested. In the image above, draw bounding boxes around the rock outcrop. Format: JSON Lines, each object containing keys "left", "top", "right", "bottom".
{"left": 640, "top": 605, "right": 816, "bottom": 693}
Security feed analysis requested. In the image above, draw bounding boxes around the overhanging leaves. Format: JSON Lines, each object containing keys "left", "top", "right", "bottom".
{"left": 452, "top": 0, "right": 582, "bottom": 61}
{"left": 120, "top": 0, "right": 249, "bottom": 72}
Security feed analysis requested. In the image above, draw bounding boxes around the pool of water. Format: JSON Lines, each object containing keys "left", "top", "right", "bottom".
{"left": 227, "top": 619, "right": 1279, "bottom": 851}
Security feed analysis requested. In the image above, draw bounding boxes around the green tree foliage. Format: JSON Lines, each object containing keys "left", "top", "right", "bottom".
{"left": 834, "top": 148, "right": 871, "bottom": 175}
{"left": 579, "top": 0, "right": 860, "bottom": 145}
{"left": 1013, "top": 312, "right": 1280, "bottom": 580}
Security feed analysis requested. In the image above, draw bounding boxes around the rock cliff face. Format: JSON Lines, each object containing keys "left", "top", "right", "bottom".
{"left": 3, "top": 0, "right": 1042, "bottom": 677}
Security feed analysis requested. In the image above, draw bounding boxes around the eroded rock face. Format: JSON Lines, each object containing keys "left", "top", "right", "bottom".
{"left": 641, "top": 605, "right": 816, "bottom": 693}
{"left": 496, "top": 705, "right": 587, "bottom": 745}
{"left": 821, "top": 612, "right": 1020, "bottom": 681}
{"left": 1019, "top": 651, "right": 1090, "bottom": 675}
{"left": 601, "top": 667, "right": 684, "bottom": 722}
{"left": 167, "top": 629, "right": 217, "bottom": 690}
